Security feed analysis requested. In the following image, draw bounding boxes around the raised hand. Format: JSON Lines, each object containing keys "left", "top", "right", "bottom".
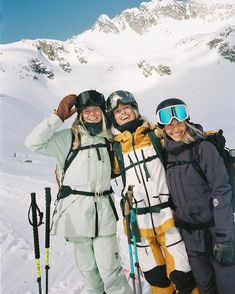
{"left": 56, "top": 94, "right": 77, "bottom": 122}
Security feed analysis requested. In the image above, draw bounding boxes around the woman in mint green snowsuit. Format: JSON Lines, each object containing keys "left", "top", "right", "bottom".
{"left": 25, "top": 90, "right": 133, "bottom": 294}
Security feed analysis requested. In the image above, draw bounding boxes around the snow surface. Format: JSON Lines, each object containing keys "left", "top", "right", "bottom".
{"left": 1, "top": 0, "right": 235, "bottom": 293}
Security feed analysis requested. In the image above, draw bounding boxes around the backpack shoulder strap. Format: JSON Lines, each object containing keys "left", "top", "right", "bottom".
{"left": 148, "top": 129, "right": 166, "bottom": 167}
{"left": 105, "top": 138, "right": 116, "bottom": 178}
{"left": 105, "top": 138, "right": 114, "bottom": 163}
{"left": 113, "top": 141, "right": 126, "bottom": 187}
{"left": 190, "top": 139, "right": 207, "bottom": 181}
{"left": 63, "top": 130, "right": 81, "bottom": 177}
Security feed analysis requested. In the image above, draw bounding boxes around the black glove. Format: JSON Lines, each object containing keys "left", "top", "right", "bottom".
{"left": 213, "top": 241, "right": 234, "bottom": 265}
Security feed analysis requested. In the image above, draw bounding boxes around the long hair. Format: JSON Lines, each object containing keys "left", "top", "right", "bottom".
{"left": 183, "top": 121, "right": 205, "bottom": 143}
{"left": 161, "top": 121, "right": 204, "bottom": 144}
{"left": 71, "top": 112, "right": 112, "bottom": 150}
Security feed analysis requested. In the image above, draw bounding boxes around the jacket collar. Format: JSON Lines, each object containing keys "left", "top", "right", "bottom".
{"left": 114, "top": 119, "right": 155, "bottom": 143}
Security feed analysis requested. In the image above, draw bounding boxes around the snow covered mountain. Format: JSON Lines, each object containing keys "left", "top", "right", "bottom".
{"left": 1, "top": 0, "right": 235, "bottom": 293}
{"left": 92, "top": 0, "right": 235, "bottom": 35}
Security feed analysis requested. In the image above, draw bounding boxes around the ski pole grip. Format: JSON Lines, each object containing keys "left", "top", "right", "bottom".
{"left": 125, "top": 185, "right": 134, "bottom": 216}
{"left": 128, "top": 185, "right": 134, "bottom": 193}
{"left": 45, "top": 187, "right": 51, "bottom": 249}
{"left": 31, "top": 192, "right": 40, "bottom": 260}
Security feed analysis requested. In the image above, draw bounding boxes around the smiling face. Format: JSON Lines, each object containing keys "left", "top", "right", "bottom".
{"left": 164, "top": 118, "right": 187, "bottom": 141}
{"left": 82, "top": 106, "right": 103, "bottom": 123}
{"left": 113, "top": 103, "right": 136, "bottom": 126}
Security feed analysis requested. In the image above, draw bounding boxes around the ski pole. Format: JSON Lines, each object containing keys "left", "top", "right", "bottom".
{"left": 28, "top": 192, "right": 44, "bottom": 294}
{"left": 128, "top": 186, "right": 142, "bottom": 294}
{"left": 129, "top": 211, "right": 142, "bottom": 291}
{"left": 124, "top": 185, "right": 137, "bottom": 294}
{"left": 45, "top": 187, "right": 51, "bottom": 294}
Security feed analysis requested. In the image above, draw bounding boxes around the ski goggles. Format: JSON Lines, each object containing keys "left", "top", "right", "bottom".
{"left": 156, "top": 104, "right": 189, "bottom": 125}
{"left": 76, "top": 90, "right": 105, "bottom": 109}
{"left": 107, "top": 93, "right": 135, "bottom": 112}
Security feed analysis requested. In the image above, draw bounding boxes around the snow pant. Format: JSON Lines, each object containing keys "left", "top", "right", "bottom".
{"left": 187, "top": 248, "right": 235, "bottom": 294}
{"left": 138, "top": 227, "right": 198, "bottom": 294}
{"left": 67, "top": 234, "right": 133, "bottom": 294}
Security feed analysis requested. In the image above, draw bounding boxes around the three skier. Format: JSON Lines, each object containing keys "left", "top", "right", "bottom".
{"left": 25, "top": 90, "right": 235, "bottom": 294}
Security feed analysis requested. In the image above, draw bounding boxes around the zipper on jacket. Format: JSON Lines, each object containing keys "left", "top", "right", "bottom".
{"left": 94, "top": 195, "right": 99, "bottom": 237}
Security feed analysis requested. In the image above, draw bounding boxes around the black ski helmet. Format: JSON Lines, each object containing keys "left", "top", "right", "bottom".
{"left": 156, "top": 98, "right": 186, "bottom": 114}
{"left": 156, "top": 98, "right": 189, "bottom": 127}
{"left": 106, "top": 90, "right": 139, "bottom": 113}
{"left": 76, "top": 90, "right": 106, "bottom": 114}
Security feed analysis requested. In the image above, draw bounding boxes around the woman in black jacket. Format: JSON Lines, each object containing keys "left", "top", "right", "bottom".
{"left": 156, "top": 98, "right": 235, "bottom": 294}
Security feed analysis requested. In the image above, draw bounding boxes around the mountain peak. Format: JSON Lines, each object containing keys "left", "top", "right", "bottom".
{"left": 91, "top": 0, "right": 235, "bottom": 35}
{"left": 92, "top": 14, "right": 120, "bottom": 33}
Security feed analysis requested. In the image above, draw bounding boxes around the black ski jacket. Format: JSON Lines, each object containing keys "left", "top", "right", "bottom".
{"left": 165, "top": 135, "right": 234, "bottom": 252}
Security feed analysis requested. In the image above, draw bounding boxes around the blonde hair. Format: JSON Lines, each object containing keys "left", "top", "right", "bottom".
{"left": 71, "top": 112, "right": 112, "bottom": 149}
{"left": 133, "top": 109, "right": 140, "bottom": 119}
{"left": 162, "top": 121, "right": 204, "bottom": 144}
{"left": 183, "top": 121, "right": 205, "bottom": 143}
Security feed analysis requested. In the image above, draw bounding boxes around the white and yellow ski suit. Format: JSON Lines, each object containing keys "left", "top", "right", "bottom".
{"left": 113, "top": 121, "right": 199, "bottom": 294}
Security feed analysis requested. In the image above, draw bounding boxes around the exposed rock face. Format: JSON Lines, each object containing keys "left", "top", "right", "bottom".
{"left": 36, "top": 40, "right": 72, "bottom": 73}
{"left": 92, "top": 0, "right": 235, "bottom": 35}
{"left": 1, "top": 0, "right": 234, "bottom": 80}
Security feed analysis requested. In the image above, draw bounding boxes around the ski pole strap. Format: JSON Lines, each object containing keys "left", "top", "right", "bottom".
{"left": 28, "top": 194, "right": 44, "bottom": 227}
{"left": 28, "top": 192, "right": 43, "bottom": 294}
{"left": 28, "top": 193, "right": 43, "bottom": 258}
{"left": 136, "top": 201, "right": 170, "bottom": 215}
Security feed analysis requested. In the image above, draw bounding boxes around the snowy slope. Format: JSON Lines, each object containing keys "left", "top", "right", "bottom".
{"left": 1, "top": 173, "right": 149, "bottom": 294}
{"left": 1, "top": 0, "right": 235, "bottom": 293}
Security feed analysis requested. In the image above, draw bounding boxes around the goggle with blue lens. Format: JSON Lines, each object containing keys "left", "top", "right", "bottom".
{"left": 156, "top": 104, "right": 189, "bottom": 125}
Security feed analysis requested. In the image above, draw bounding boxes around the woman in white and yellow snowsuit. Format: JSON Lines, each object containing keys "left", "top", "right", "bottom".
{"left": 106, "top": 90, "right": 199, "bottom": 294}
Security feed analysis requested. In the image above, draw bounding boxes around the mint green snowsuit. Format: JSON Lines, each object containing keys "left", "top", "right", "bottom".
{"left": 25, "top": 113, "right": 133, "bottom": 294}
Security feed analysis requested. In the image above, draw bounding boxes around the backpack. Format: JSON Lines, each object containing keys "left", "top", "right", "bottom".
{"left": 190, "top": 129, "right": 235, "bottom": 212}
{"left": 55, "top": 130, "right": 114, "bottom": 187}
{"left": 113, "top": 129, "right": 165, "bottom": 187}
